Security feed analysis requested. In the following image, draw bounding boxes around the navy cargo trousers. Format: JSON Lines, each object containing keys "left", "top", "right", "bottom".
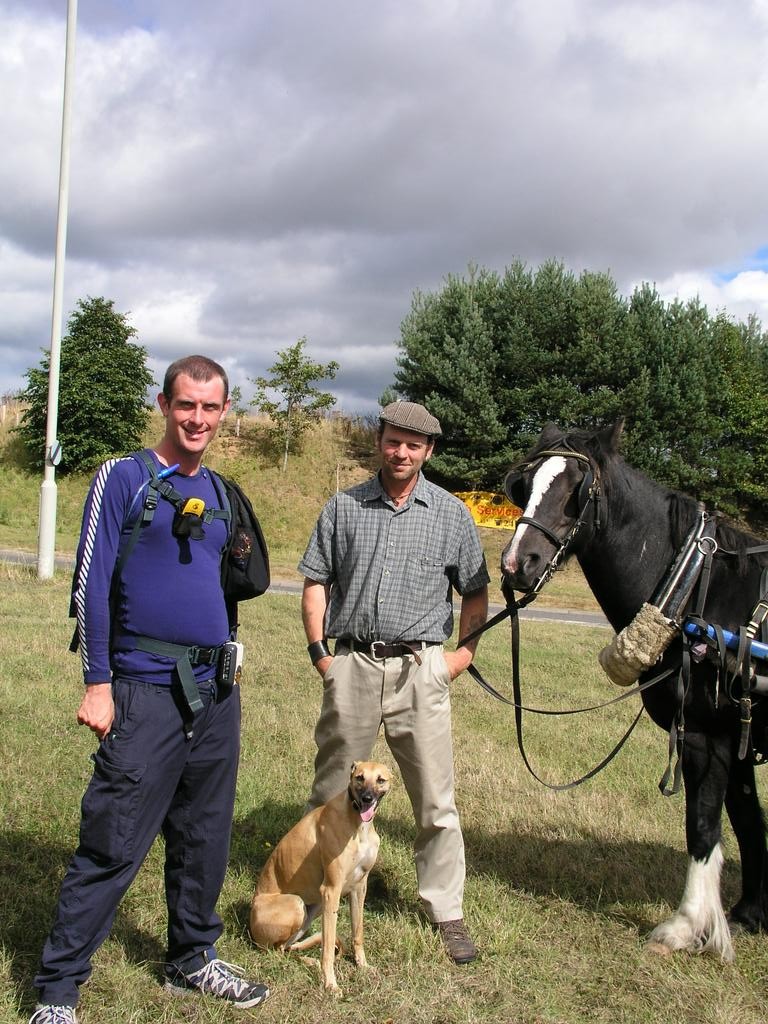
{"left": 34, "top": 675, "right": 241, "bottom": 1008}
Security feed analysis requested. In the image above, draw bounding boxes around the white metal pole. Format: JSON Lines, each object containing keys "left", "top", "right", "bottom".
{"left": 38, "top": 0, "right": 77, "bottom": 579}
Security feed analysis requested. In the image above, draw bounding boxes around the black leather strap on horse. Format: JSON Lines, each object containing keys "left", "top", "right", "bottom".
{"left": 735, "top": 591, "right": 768, "bottom": 759}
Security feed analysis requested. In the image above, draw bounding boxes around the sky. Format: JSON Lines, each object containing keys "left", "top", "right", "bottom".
{"left": 2, "top": 0, "right": 768, "bottom": 415}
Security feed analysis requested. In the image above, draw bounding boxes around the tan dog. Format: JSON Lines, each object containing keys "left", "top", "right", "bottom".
{"left": 249, "top": 761, "right": 392, "bottom": 994}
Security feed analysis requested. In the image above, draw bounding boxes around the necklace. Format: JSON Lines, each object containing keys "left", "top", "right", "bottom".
{"left": 384, "top": 482, "right": 416, "bottom": 507}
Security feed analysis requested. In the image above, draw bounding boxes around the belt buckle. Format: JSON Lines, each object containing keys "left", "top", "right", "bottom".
{"left": 197, "top": 647, "right": 216, "bottom": 666}
{"left": 370, "top": 641, "right": 388, "bottom": 660}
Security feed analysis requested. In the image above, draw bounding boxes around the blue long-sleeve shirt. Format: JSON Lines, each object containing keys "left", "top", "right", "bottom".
{"left": 71, "top": 452, "right": 231, "bottom": 685}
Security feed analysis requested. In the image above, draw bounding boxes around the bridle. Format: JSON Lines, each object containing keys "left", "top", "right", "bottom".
{"left": 450, "top": 442, "right": 651, "bottom": 792}
{"left": 503, "top": 446, "right": 603, "bottom": 596}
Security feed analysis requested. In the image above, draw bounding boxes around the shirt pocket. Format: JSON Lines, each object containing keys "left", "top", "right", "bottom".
{"left": 404, "top": 556, "right": 450, "bottom": 607}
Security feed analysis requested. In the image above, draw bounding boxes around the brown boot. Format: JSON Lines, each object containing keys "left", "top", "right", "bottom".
{"left": 435, "top": 918, "right": 478, "bottom": 964}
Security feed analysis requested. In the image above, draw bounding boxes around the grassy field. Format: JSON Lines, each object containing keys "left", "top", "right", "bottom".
{"left": 2, "top": 564, "right": 768, "bottom": 1024}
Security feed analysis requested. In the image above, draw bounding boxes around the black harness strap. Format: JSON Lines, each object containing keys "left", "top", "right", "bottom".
{"left": 657, "top": 517, "right": 719, "bottom": 795}
{"left": 74, "top": 452, "right": 232, "bottom": 736}
{"left": 734, "top": 593, "right": 768, "bottom": 759}
{"left": 128, "top": 635, "right": 223, "bottom": 739}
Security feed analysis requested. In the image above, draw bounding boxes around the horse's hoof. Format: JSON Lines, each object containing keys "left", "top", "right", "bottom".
{"left": 727, "top": 918, "right": 749, "bottom": 938}
{"left": 727, "top": 906, "right": 763, "bottom": 935}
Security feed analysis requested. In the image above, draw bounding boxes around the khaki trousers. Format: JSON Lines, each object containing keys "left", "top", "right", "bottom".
{"left": 308, "top": 645, "right": 465, "bottom": 922}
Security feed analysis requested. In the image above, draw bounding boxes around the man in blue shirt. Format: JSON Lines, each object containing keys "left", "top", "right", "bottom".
{"left": 299, "top": 401, "right": 490, "bottom": 964}
{"left": 29, "top": 355, "right": 269, "bottom": 1024}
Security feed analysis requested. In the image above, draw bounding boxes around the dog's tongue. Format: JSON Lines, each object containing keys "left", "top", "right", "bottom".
{"left": 360, "top": 803, "right": 377, "bottom": 823}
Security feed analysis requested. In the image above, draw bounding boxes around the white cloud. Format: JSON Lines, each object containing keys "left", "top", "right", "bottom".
{"left": 656, "top": 268, "right": 768, "bottom": 326}
{"left": 2, "top": 0, "right": 768, "bottom": 413}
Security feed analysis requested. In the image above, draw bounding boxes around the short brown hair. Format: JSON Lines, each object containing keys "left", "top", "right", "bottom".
{"left": 163, "top": 355, "right": 229, "bottom": 403}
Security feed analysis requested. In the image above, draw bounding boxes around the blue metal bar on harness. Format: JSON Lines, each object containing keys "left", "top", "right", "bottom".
{"left": 682, "top": 619, "right": 768, "bottom": 662}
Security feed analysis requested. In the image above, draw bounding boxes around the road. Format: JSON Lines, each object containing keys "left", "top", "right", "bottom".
{"left": 2, "top": 548, "right": 611, "bottom": 630}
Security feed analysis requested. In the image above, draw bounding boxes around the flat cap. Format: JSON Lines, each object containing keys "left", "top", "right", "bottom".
{"left": 379, "top": 400, "right": 442, "bottom": 437}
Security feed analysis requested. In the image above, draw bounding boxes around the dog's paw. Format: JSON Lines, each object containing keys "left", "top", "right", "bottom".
{"left": 298, "top": 955, "right": 321, "bottom": 975}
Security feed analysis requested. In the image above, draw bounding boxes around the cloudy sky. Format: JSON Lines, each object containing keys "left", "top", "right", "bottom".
{"left": 2, "top": 0, "right": 768, "bottom": 414}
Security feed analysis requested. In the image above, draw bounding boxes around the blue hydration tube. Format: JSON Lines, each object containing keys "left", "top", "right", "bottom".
{"left": 683, "top": 619, "right": 768, "bottom": 663}
{"left": 126, "top": 462, "right": 180, "bottom": 519}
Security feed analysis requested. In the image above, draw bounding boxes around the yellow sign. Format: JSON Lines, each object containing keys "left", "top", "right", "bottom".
{"left": 455, "top": 491, "right": 520, "bottom": 530}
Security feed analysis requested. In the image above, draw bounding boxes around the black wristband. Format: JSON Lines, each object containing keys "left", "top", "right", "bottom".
{"left": 307, "top": 640, "right": 331, "bottom": 664}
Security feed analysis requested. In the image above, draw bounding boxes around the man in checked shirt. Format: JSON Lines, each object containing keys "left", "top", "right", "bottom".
{"left": 298, "top": 401, "right": 490, "bottom": 964}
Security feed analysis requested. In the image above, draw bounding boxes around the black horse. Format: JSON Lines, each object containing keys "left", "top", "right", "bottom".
{"left": 500, "top": 420, "right": 768, "bottom": 959}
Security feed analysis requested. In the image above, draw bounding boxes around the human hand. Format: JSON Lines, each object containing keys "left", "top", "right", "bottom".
{"left": 442, "top": 648, "right": 473, "bottom": 681}
{"left": 314, "top": 655, "right": 334, "bottom": 678}
{"left": 77, "top": 683, "right": 115, "bottom": 739}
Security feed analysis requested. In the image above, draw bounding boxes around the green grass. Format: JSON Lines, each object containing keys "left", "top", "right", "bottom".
{"left": 2, "top": 564, "right": 768, "bottom": 1023}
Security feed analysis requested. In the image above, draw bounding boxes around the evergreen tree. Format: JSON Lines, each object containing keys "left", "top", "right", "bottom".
{"left": 392, "top": 261, "right": 768, "bottom": 525}
{"left": 18, "top": 297, "right": 154, "bottom": 474}
{"left": 398, "top": 268, "right": 508, "bottom": 486}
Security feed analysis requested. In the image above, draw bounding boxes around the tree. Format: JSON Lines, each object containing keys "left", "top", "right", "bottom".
{"left": 398, "top": 267, "right": 509, "bottom": 485}
{"left": 250, "top": 338, "right": 339, "bottom": 471}
{"left": 392, "top": 260, "right": 768, "bottom": 524}
{"left": 229, "top": 384, "right": 248, "bottom": 437}
{"left": 18, "top": 296, "right": 154, "bottom": 474}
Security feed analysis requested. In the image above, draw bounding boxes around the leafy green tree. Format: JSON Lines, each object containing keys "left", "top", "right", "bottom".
{"left": 378, "top": 385, "right": 399, "bottom": 408}
{"left": 250, "top": 338, "right": 339, "bottom": 471}
{"left": 18, "top": 296, "right": 154, "bottom": 474}
{"left": 229, "top": 384, "right": 248, "bottom": 437}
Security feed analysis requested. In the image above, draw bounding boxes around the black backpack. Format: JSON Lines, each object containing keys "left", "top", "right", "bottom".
{"left": 213, "top": 472, "right": 270, "bottom": 602}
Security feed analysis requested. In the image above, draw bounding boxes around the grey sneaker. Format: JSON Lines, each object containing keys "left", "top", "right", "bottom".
{"left": 29, "top": 1008, "right": 78, "bottom": 1024}
{"left": 163, "top": 957, "right": 269, "bottom": 1009}
{"left": 435, "top": 918, "right": 478, "bottom": 964}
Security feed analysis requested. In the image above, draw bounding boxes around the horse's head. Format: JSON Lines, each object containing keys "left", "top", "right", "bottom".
{"left": 500, "top": 420, "right": 622, "bottom": 595}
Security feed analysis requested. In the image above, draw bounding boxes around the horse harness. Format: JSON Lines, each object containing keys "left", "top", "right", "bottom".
{"left": 462, "top": 444, "right": 768, "bottom": 793}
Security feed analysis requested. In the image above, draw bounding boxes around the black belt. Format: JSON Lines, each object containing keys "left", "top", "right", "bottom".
{"left": 337, "top": 639, "right": 441, "bottom": 660}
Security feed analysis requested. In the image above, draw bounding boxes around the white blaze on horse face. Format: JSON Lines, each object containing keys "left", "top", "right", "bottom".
{"left": 502, "top": 456, "right": 568, "bottom": 573}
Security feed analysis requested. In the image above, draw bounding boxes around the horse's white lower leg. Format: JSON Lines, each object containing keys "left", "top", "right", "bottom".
{"left": 648, "top": 844, "right": 734, "bottom": 960}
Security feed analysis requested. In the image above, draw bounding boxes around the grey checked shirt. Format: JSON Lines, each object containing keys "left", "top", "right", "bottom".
{"left": 298, "top": 472, "right": 490, "bottom": 643}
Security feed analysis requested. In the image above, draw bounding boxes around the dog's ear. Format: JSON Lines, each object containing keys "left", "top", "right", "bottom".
{"left": 350, "top": 761, "right": 359, "bottom": 774}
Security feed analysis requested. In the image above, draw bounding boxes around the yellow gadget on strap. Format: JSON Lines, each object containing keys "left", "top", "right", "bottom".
{"left": 182, "top": 497, "right": 205, "bottom": 517}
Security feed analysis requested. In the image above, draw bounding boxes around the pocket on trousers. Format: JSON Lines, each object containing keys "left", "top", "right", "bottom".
{"left": 79, "top": 746, "right": 146, "bottom": 863}
{"left": 434, "top": 647, "right": 452, "bottom": 687}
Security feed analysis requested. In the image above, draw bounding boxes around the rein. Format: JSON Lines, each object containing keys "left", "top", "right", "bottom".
{"left": 474, "top": 438, "right": 768, "bottom": 795}
{"left": 459, "top": 447, "right": 661, "bottom": 790}
{"left": 461, "top": 597, "right": 672, "bottom": 791}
